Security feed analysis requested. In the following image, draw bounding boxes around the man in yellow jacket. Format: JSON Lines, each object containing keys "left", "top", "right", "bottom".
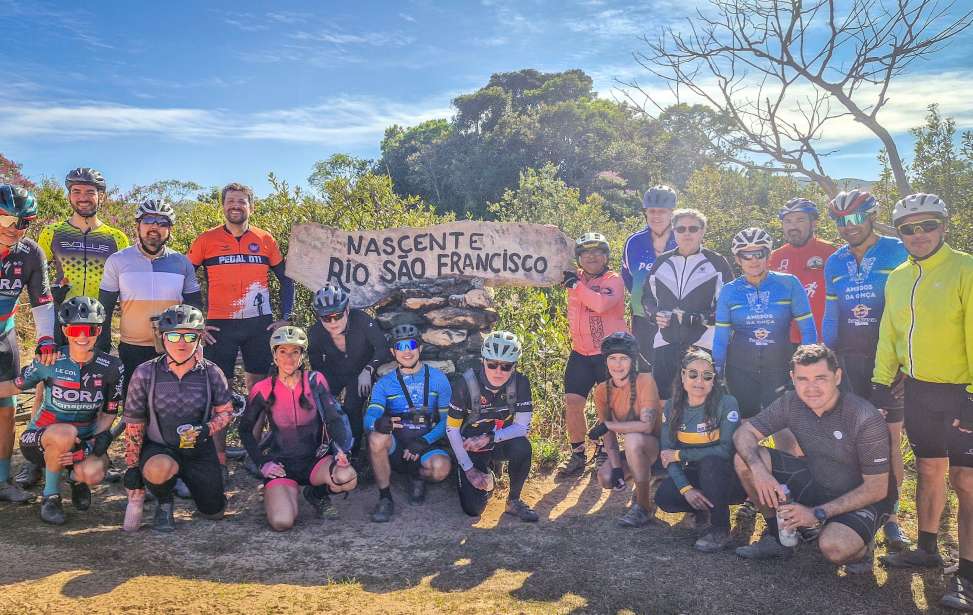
{"left": 872, "top": 193, "right": 973, "bottom": 612}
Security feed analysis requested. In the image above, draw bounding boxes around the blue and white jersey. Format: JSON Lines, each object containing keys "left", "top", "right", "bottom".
{"left": 622, "top": 228, "right": 676, "bottom": 315}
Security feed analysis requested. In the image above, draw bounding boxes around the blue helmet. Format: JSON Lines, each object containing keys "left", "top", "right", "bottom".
{"left": 779, "top": 197, "right": 819, "bottom": 221}
{"left": 0, "top": 184, "right": 37, "bottom": 220}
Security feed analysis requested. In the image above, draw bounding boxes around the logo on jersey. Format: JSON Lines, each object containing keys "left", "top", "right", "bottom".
{"left": 847, "top": 256, "right": 876, "bottom": 283}
{"left": 804, "top": 281, "right": 818, "bottom": 298}
{"left": 727, "top": 410, "right": 740, "bottom": 422}
{"left": 248, "top": 242, "right": 260, "bottom": 253}
{"left": 778, "top": 258, "right": 790, "bottom": 271}
{"left": 746, "top": 291, "right": 770, "bottom": 313}
{"left": 0, "top": 278, "right": 22, "bottom": 291}
{"left": 13, "top": 266, "right": 21, "bottom": 276}
{"left": 753, "top": 328, "right": 770, "bottom": 344}
{"left": 833, "top": 430, "right": 843, "bottom": 440}
{"left": 93, "top": 376, "right": 103, "bottom": 388}
{"left": 806, "top": 256, "right": 824, "bottom": 270}
{"left": 851, "top": 304, "right": 871, "bottom": 322}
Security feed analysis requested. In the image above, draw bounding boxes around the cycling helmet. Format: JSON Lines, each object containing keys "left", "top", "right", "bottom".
{"left": 601, "top": 331, "right": 640, "bottom": 360}
{"left": 58, "top": 296, "right": 106, "bottom": 325}
{"left": 313, "top": 282, "right": 349, "bottom": 317}
{"left": 641, "top": 185, "right": 677, "bottom": 210}
{"left": 892, "top": 193, "right": 948, "bottom": 225}
{"left": 270, "top": 325, "right": 308, "bottom": 351}
{"left": 0, "top": 183, "right": 37, "bottom": 219}
{"left": 731, "top": 227, "right": 774, "bottom": 255}
{"left": 481, "top": 330, "right": 522, "bottom": 363}
{"left": 575, "top": 232, "right": 610, "bottom": 257}
{"left": 389, "top": 323, "right": 421, "bottom": 344}
{"left": 157, "top": 304, "right": 205, "bottom": 332}
{"left": 828, "top": 190, "right": 878, "bottom": 219}
{"left": 779, "top": 197, "right": 819, "bottom": 220}
{"left": 64, "top": 167, "right": 106, "bottom": 192}
{"left": 135, "top": 198, "right": 176, "bottom": 224}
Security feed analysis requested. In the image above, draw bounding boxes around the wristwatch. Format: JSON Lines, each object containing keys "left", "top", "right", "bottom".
{"left": 813, "top": 507, "right": 828, "bottom": 525}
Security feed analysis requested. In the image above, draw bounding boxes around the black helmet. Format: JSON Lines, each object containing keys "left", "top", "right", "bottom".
{"left": 641, "top": 185, "right": 677, "bottom": 210}
{"left": 65, "top": 168, "right": 106, "bottom": 192}
{"left": 58, "top": 296, "right": 106, "bottom": 325}
{"left": 313, "top": 282, "right": 349, "bottom": 316}
{"left": 389, "top": 323, "right": 421, "bottom": 344}
{"left": 157, "top": 304, "right": 205, "bottom": 332}
{"left": 601, "top": 331, "right": 640, "bottom": 360}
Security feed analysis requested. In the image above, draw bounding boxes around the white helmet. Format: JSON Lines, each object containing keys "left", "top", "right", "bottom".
{"left": 481, "top": 330, "right": 522, "bottom": 363}
{"left": 136, "top": 198, "right": 176, "bottom": 224}
{"left": 270, "top": 325, "right": 308, "bottom": 351}
{"left": 731, "top": 227, "right": 773, "bottom": 255}
{"left": 892, "top": 193, "right": 947, "bottom": 226}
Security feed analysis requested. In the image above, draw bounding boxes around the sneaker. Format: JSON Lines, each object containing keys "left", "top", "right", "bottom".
{"left": 731, "top": 500, "right": 758, "bottom": 543}
{"left": 14, "top": 460, "right": 41, "bottom": 488}
{"left": 618, "top": 503, "right": 650, "bottom": 528}
{"left": 152, "top": 500, "right": 176, "bottom": 533}
{"left": 174, "top": 478, "right": 192, "bottom": 499}
{"left": 844, "top": 541, "right": 875, "bottom": 575}
{"left": 0, "top": 479, "right": 35, "bottom": 503}
{"left": 554, "top": 453, "right": 586, "bottom": 480}
{"left": 883, "top": 521, "right": 912, "bottom": 552}
{"left": 408, "top": 476, "right": 427, "bottom": 505}
{"left": 880, "top": 546, "right": 944, "bottom": 569}
{"left": 736, "top": 533, "right": 794, "bottom": 560}
{"left": 941, "top": 575, "right": 973, "bottom": 612}
{"left": 40, "top": 494, "right": 66, "bottom": 525}
{"left": 370, "top": 496, "right": 394, "bottom": 523}
{"left": 304, "top": 486, "right": 338, "bottom": 520}
{"left": 69, "top": 479, "right": 91, "bottom": 511}
{"left": 224, "top": 446, "right": 247, "bottom": 461}
{"left": 695, "top": 527, "right": 733, "bottom": 553}
{"left": 505, "top": 498, "right": 539, "bottom": 522}
{"left": 799, "top": 525, "right": 821, "bottom": 543}
{"left": 592, "top": 443, "right": 608, "bottom": 467}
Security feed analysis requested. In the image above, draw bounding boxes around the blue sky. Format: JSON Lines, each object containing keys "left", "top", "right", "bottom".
{"left": 2, "top": 0, "right": 971, "bottom": 197}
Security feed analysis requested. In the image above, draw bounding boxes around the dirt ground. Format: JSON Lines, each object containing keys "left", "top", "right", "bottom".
{"left": 0, "top": 440, "right": 962, "bottom": 615}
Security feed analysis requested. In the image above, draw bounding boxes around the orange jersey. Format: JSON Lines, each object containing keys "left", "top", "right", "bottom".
{"left": 188, "top": 225, "right": 284, "bottom": 320}
{"left": 567, "top": 269, "right": 628, "bottom": 356}
{"left": 593, "top": 373, "right": 662, "bottom": 433}
{"left": 770, "top": 237, "right": 836, "bottom": 343}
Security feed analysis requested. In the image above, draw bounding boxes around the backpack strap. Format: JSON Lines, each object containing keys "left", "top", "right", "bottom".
{"left": 462, "top": 368, "right": 481, "bottom": 427}
{"left": 395, "top": 367, "right": 416, "bottom": 409}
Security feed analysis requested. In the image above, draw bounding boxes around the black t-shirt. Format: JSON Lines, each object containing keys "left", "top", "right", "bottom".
{"left": 308, "top": 310, "right": 391, "bottom": 389}
{"left": 448, "top": 368, "right": 533, "bottom": 437}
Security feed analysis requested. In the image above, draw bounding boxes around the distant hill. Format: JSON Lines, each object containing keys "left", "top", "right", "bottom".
{"left": 796, "top": 177, "right": 875, "bottom": 191}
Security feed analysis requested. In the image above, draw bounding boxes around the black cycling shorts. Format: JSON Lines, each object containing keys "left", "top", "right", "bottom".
{"left": 767, "top": 448, "right": 892, "bottom": 546}
{"left": 263, "top": 456, "right": 331, "bottom": 487}
{"left": 904, "top": 378, "right": 973, "bottom": 467}
{"left": 725, "top": 365, "right": 789, "bottom": 419}
{"left": 204, "top": 315, "right": 273, "bottom": 379}
{"left": 388, "top": 435, "right": 449, "bottom": 474}
{"left": 19, "top": 428, "right": 46, "bottom": 466}
{"left": 564, "top": 351, "right": 608, "bottom": 398}
{"left": 0, "top": 327, "right": 19, "bottom": 407}
{"left": 839, "top": 353, "right": 902, "bottom": 424}
{"left": 140, "top": 439, "right": 226, "bottom": 515}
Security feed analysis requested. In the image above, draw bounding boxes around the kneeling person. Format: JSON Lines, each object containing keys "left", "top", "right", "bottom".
{"left": 733, "top": 344, "right": 893, "bottom": 571}
{"left": 447, "top": 331, "right": 538, "bottom": 522}
{"left": 240, "top": 326, "right": 357, "bottom": 530}
{"left": 365, "top": 324, "right": 451, "bottom": 522}
{"left": 0, "top": 297, "right": 122, "bottom": 524}
{"left": 122, "top": 304, "right": 234, "bottom": 532}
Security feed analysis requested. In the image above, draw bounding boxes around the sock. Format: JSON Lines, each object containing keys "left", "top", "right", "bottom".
{"left": 379, "top": 487, "right": 392, "bottom": 501}
{"left": 918, "top": 530, "right": 938, "bottom": 554}
{"left": 0, "top": 458, "right": 9, "bottom": 482}
{"left": 147, "top": 476, "right": 177, "bottom": 503}
{"left": 43, "top": 469, "right": 61, "bottom": 497}
{"left": 570, "top": 442, "right": 585, "bottom": 456}
{"left": 635, "top": 481, "right": 654, "bottom": 512}
{"left": 764, "top": 515, "right": 779, "bottom": 538}
{"left": 959, "top": 559, "right": 973, "bottom": 582}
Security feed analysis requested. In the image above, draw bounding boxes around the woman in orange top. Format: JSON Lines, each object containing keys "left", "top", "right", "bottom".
{"left": 589, "top": 332, "right": 664, "bottom": 528}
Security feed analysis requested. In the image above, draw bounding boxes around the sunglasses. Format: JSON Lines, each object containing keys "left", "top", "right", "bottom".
{"left": 737, "top": 248, "right": 769, "bottom": 261}
{"left": 897, "top": 219, "right": 942, "bottom": 236}
{"left": 64, "top": 324, "right": 100, "bottom": 337}
{"left": 164, "top": 331, "right": 200, "bottom": 344}
{"left": 484, "top": 361, "right": 515, "bottom": 372}
{"left": 683, "top": 368, "right": 716, "bottom": 382}
{"left": 139, "top": 215, "right": 172, "bottom": 228}
{"left": 394, "top": 339, "right": 419, "bottom": 352}
{"left": 0, "top": 215, "right": 31, "bottom": 230}
{"left": 320, "top": 311, "right": 346, "bottom": 323}
{"left": 674, "top": 225, "right": 701, "bottom": 234}
{"left": 835, "top": 212, "right": 872, "bottom": 228}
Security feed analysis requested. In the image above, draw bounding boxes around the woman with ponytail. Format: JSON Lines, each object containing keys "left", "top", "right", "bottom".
{"left": 239, "top": 326, "right": 357, "bottom": 531}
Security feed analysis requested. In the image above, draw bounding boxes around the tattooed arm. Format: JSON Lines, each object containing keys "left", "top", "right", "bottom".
{"left": 124, "top": 423, "right": 145, "bottom": 469}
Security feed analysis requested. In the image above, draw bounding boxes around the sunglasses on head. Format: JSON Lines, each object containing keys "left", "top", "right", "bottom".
{"left": 683, "top": 368, "right": 716, "bottom": 381}
{"left": 64, "top": 324, "right": 100, "bottom": 337}
{"left": 164, "top": 331, "right": 200, "bottom": 344}
{"left": 484, "top": 361, "right": 515, "bottom": 372}
{"left": 0, "top": 215, "right": 32, "bottom": 230}
{"left": 674, "top": 225, "right": 701, "bottom": 234}
{"left": 897, "top": 218, "right": 942, "bottom": 236}
{"left": 737, "top": 248, "right": 769, "bottom": 261}
{"left": 320, "top": 311, "right": 346, "bottom": 323}
{"left": 139, "top": 215, "right": 172, "bottom": 228}
{"left": 835, "top": 212, "right": 872, "bottom": 228}
{"left": 394, "top": 339, "right": 419, "bottom": 352}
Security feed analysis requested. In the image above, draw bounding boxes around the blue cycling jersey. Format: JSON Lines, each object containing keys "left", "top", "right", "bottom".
{"left": 622, "top": 228, "right": 676, "bottom": 315}
{"left": 712, "top": 271, "right": 817, "bottom": 373}
{"left": 364, "top": 364, "right": 451, "bottom": 445}
{"left": 822, "top": 235, "right": 908, "bottom": 355}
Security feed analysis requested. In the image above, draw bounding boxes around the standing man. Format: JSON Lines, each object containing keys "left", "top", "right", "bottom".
{"left": 821, "top": 190, "right": 910, "bottom": 551}
{"left": 871, "top": 194, "right": 973, "bottom": 611}
{"left": 622, "top": 185, "right": 677, "bottom": 370}
{"left": 0, "top": 184, "right": 56, "bottom": 503}
{"left": 187, "top": 183, "right": 294, "bottom": 471}
{"left": 770, "top": 198, "right": 835, "bottom": 345}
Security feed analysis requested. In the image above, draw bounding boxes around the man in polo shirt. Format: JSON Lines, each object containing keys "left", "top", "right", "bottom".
{"left": 732, "top": 344, "right": 893, "bottom": 572}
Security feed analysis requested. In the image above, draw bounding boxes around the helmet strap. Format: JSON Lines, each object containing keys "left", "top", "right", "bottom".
{"left": 165, "top": 342, "right": 200, "bottom": 368}
{"left": 913, "top": 237, "right": 946, "bottom": 262}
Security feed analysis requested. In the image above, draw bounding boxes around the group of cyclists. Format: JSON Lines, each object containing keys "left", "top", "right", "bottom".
{"left": 0, "top": 169, "right": 971, "bottom": 610}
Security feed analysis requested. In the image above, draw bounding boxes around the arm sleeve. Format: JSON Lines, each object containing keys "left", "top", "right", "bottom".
{"left": 822, "top": 259, "right": 839, "bottom": 349}
{"left": 270, "top": 262, "right": 295, "bottom": 319}
{"left": 239, "top": 390, "right": 269, "bottom": 465}
{"left": 96, "top": 289, "right": 119, "bottom": 352}
{"left": 30, "top": 304, "right": 55, "bottom": 340}
{"left": 363, "top": 378, "right": 388, "bottom": 433}
{"left": 310, "top": 372, "right": 352, "bottom": 453}
{"left": 712, "top": 291, "right": 732, "bottom": 373}
{"left": 186, "top": 237, "right": 204, "bottom": 267}
{"left": 103, "top": 360, "right": 124, "bottom": 415}
{"left": 14, "top": 361, "right": 48, "bottom": 390}
{"left": 572, "top": 275, "right": 625, "bottom": 313}
{"left": 641, "top": 259, "right": 663, "bottom": 319}
{"left": 308, "top": 324, "right": 326, "bottom": 374}
{"left": 364, "top": 316, "right": 392, "bottom": 371}
{"left": 791, "top": 276, "right": 818, "bottom": 344}
{"left": 747, "top": 394, "right": 789, "bottom": 438}
{"left": 964, "top": 270, "right": 973, "bottom": 394}
{"left": 679, "top": 395, "right": 741, "bottom": 463}
{"left": 621, "top": 238, "right": 633, "bottom": 290}
{"left": 659, "top": 403, "right": 690, "bottom": 492}
{"left": 37, "top": 226, "right": 54, "bottom": 262}
{"left": 494, "top": 376, "right": 534, "bottom": 442}
{"left": 872, "top": 289, "right": 900, "bottom": 386}
{"left": 26, "top": 246, "right": 54, "bottom": 338}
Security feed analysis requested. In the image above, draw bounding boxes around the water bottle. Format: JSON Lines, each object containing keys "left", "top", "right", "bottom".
{"left": 777, "top": 485, "right": 799, "bottom": 547}
{"left": 123, "top": 489, "right": 145, "bottom": 532}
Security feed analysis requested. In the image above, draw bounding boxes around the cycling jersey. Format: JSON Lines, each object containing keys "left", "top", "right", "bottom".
{"left": 37, "top": 220, "right": 129, "bottom": 299}
{"left": 593, "top": 373, "right": 662, "bottom": 431}
{"left": 187, "top": 225, "right": 294, "bottom": 320}
{"left": 363, "top": 364, "right": 451, "bottom": 446}
{"left": 822, "top": 236, "right": 908, "bottom": 355}
{"left": 770, "top": 237, "right": 835, "bottom": 343}
{"left": 873, "top": 243, "right": 973, "bottom": 391}
{"left": 0, "top": 239, "right": 54, "bottom": 337}
{"left": 98, "top": 245, "right": 201, "bottom": 347}
{"left": 567, "top": 269, "right": 627, "bottom": 356}
{"left": 659, "top": 394, "right": 740, "bottom": 492}
{"left": 308, "top": 310, "right": 391, "bottom": 387}
{"left": 622, "top": 228, "right": 677, "bottom": 315}
{"left": 16, "top": 350, "right": 123, "bottom": 439}
{"left": 712, "top": 271, "right": 817, "bottom": 373}
{"left": 644, "top": 247, "right": 732, "bottom": 349}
